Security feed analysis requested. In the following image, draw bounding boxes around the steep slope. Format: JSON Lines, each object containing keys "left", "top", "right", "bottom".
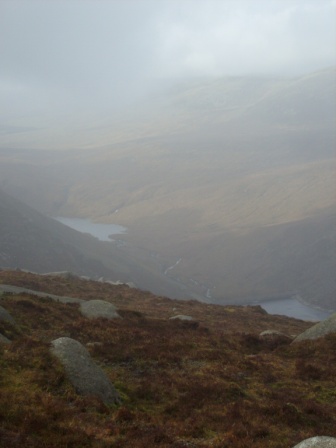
{"left": 0, "top": 188, "right": 200, "bottom": 299}
{"left": 0, "top": 68, "right": 335, "bottom": 308}
{"left": 0, "top": 187, "right": 110, "bottom": 277}
{"left": 169, "top": 210, "right": 336, "bottom": 309}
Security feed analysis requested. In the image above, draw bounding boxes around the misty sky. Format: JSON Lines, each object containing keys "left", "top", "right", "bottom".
{"left": 1, "top": 0, "right": 335, "bottom": 138}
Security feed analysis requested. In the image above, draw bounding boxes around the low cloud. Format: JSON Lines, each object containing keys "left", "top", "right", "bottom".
{"left": 0, "top": 0, "right": 335, "bottom": 122}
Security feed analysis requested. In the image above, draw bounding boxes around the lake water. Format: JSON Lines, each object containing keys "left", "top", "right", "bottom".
{"left": 56, "top": 217, "right": 127, "bottom": 241}
{"left": 255, "top": 296, "right": 332, "bottom": 321}
{"left": 54, "top": 216, "right": 334, "bottom": 321}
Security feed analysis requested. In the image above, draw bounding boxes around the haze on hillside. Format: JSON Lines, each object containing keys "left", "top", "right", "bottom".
{"left": 0, "top": 1, "right": 335, "bottom": 313}
{"left": 1, "top": 0, "right": 335, "bottom": 148}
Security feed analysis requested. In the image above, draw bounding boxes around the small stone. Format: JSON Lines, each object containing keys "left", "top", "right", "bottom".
{"left": 259, "top": 330, "right": 293, "bottom": 342}
{"left": 0, "top": 333, "right": 11, "bottom": 344}
{"left": 169, "top": 315, "right": 193, "bottom": 321}
{"left": 0, "top": 305, "right": 15, "bottom": 325}
{"left": 80, "top": 300, "right": 121, "bottom": 319}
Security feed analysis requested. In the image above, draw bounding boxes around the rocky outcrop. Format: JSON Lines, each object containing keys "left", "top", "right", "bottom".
{"left": 50, "top": 337, "right": 120, "bottom": 405}
{"left": 0, "top": 305, "right": 15, "bottom": 324}
{"left": 292, "top": 436, "right": 336, "bottom": 447}
{"left": 293, "top": 313, "right": 336, "bottom": 342}
{"left": 104, "top": 279, "right": 136, "bottom": 288}
{"left": 0, "top": 284, "right": 83, "bottom": 304}
{"left": 80, "top": 299, "right": 121, "bottom": 319}
{"left": 169, "top": 315, "right": 194, "bottom": 321}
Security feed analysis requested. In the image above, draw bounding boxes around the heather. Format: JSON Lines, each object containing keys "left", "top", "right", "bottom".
{"left": 0, "top": 271, "right": 335, "bottom": 447}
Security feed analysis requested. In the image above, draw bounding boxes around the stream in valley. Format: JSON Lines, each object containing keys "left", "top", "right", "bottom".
{"left": 54, "top": 217, "right": 333, "bottom": 321}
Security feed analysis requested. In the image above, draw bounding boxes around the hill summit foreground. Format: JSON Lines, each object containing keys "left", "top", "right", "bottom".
{"left": 1, "top": 270, "right": 336, "bottom": 447}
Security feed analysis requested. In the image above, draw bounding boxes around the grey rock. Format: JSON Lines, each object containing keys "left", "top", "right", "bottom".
{"left": 0, "top": 284, "right": 83, "bottom": 304}
{"left": 104, "top": 280, "right": 135, "bottom": 288}
{"left": 169, "top": 314, "right": 194, "bottom": 321}
{"left": 0, "top": 333, "right": 11, "bottom": 344}
{"left": 42, "top": 271, "right": 76, "bottom": 279}
{"left": 50, "top": 337, "right": 120, "bottom": 405}
{"left": 292, "top": 436, "right": 336, "bottom": 447}
{"left": 293, "top": 313, "right": 336, "bottom": 342}
{"left": 80, "top": 299, "right": 120, "bottom": 319}
{"left": 259, "top": 330, "right": 293, "bottom": 342}
{"left": 0, "top": 305, "right": 15, "bottom": 324}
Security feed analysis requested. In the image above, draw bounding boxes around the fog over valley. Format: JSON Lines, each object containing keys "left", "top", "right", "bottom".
{"left": 0, "top": 0, "right": 335, "bottom": 316}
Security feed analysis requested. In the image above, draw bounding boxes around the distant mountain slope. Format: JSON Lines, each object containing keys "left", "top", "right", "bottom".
{"left": 173, "top": 210, "right": 336, "bottom": 310}
{"left": 0, "top": 187, "right": 115, "bottom": 277}
{"left": 0, "top": 68, "right": 335, "bottom": 309}
{"left": 0, "top": 188, "right": 199, "bottom": 300}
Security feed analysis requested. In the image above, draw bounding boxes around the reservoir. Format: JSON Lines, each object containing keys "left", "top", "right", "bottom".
{"left": 53, "top": 216, "right": 334, "bottom": 322}
{"left": 55, "top": 217, "right": 127, "bottom": 242}
{"left": 255, "top": 296, "right": 332, "bottom": 321}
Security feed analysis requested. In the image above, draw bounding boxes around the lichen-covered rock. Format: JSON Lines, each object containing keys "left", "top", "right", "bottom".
{"left": 0, "top": 305, "right": 15, "bottom": 325}
{"left": 169, "top": 315, "right": 194, "bottom": 321}
{"left": 50, "top": 337, "right": 120, "bottom": 405}
{"left": 0, "top": 333, "right": 11, "bottom": 344}
{"left": 80, "top": 299, "right": 120, "bottom": 319}
{"left": 292, "top": 436, "right": 336, "bottom": 447}
{"left": 293, "top": 313, "right": 336, "bottom": 342}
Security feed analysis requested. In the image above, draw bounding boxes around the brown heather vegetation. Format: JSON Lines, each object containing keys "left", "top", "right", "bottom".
{"left": 0, "top": 270, "right": 336, "bottom": 447}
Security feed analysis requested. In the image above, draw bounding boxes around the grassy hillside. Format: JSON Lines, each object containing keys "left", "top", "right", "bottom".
{"left": 1, "top": 270, "right": 336, "bottom": 447}
{"left": 0, "top": 68, "right": 335, "bottom": 308}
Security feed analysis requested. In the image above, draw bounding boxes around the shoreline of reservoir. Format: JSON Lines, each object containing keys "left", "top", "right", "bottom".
{"left": 53, "top": 216, "right": 334, "bottom": 321}
{"left": 55, "top": 217, "right": 127, "bottom": 241}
